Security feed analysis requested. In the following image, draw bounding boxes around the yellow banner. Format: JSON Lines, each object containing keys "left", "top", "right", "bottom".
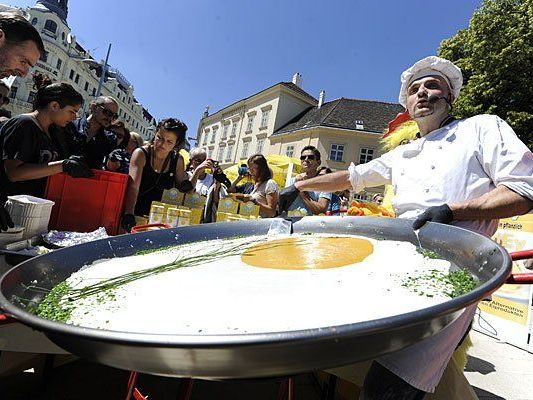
{"left": 478, "top": 295, "right": 530, "bottom": 326}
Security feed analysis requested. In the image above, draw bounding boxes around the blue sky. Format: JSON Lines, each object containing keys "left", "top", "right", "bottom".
{"left": 13, "top": 0, "right": 482, "bottom": 141}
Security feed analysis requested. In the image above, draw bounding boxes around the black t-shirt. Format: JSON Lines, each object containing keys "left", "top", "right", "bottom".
{"left": 0, "top": 115, "right": 62, "bottom": 201}
{"left": 64, "top": 117, "right": 117, "bottom": 169}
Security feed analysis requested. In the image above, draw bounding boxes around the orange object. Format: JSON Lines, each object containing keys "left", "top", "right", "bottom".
{"left": 130, "top": 223, "right": 171, "bottom": 233}
{"left": 45, "top": 170, "right": 128, "bottom": 235}
{"left": 383, "top": 111, "right": 412, "bottom": 138}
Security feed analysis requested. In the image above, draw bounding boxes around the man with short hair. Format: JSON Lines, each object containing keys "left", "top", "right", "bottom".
{"left": 65, "top": 96, "right": 119, "bottom": 169}
{"left": 284, "top": 145, "right": 331, "bottom": 215}
{"left": 0, "top": 12, "right": 44, "bottom": 230}
{"left": 0, "top": 12, "right": 44, "bottom": 79}
{"left": 279, "top": 56, "right": 533, "bottom": 398}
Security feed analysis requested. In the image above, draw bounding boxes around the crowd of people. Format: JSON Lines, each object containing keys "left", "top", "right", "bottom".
{"left": 2, "top": 9, "right": 533, "bottom": 400}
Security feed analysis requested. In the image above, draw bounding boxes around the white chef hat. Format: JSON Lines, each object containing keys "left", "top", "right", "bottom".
{"left": 398, "top": 56, "right": 463, "bottom": 107}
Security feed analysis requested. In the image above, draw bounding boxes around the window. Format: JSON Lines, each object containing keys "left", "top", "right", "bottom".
{"left": 44, "top": 20, "right": 57, "bottom": 34}
{"left": 256, "top": 138, "right": 265, "bottom": 154}
{"left": 9, "top": 86, "right": 17, "bottom": 99}
{"left": 241, "top": 141, "right": 249, "bottom": 158}
{"left": 230, "top": 122, "right": 238, "bottom": 137}
{"left": 260, "top": 110, "right": 270, "bottom": 128}
{"left": 225, "top": 144, "right": 234, "bottom": 162}
{"left": 39, "top": 51, "right": 48, "bottom": 62}
{"left": 359, "top": 148, "right": 374, "bottom": 164}
{"left": 222, "top": 124, "right": 229, "bottom": 139}
{"left": 216, "top": 146, "right": 224, "bottom": 162}
{"left": 31, "top": 17, "right": 37, "bottom": 26}
{"left": 84, "top": 82, "right": 89, "bottom": 91}
{"left": 69, "top": 69, "right": 75, "bottom": 79}
{"left": 74, "top": 74, "right": 80, "bottom": 84}
{"left": 27, "top": 91, "right": 36, "bottom": 104}
{"left": 56, "top": 58, "right": 62, "bottom": 70}
{"left": 330, "top": 144, "right": 345, "bottom": 162}
{"left": 62, "top": 32, "right": 65, "bottom": 41}
{"left": 211, "top": 127, "right": 217, "bottom": 143}
{"left": 285, "top": 145, "right": 294, "bottom": 158}
{"left": 246, "top": 116, "right": 254, "bottom": 131}
{"left": 92, "top": 88, "right": 96, "bottom": 96}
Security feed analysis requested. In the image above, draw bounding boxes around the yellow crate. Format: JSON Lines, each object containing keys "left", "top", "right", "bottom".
{"left": 218, "top": 197, "right": 240, "bottom": 214}
{"left": 183, "top": 193, "right": 206, "bottom": 209}
{"left": 161, "top": 188, "right": 185, "bottom": 206}
{"left": 238, "top": 201, "right": 260, "bottom": 218}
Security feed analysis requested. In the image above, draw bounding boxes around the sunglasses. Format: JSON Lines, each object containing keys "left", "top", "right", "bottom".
{"left": 0, "top": 96, "right": 9, "bottom": 104}
{"left": 300, "top": 154, "right": 316, "bottom": 161}
{"left": 98, "top": 105, "right": 118, "bottom": 120}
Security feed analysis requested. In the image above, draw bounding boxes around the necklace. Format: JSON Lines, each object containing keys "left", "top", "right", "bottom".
{"left": 151, "top": 147, "right": 170, "bottom": 173}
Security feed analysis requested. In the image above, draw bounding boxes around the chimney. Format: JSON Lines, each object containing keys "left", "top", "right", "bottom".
{"left": 292, "top": 72, "right": 302, "bottom": 87}
{"left": 318, "top": 90, "right": 325, "bottom": 108}
{"left": 203, "top": 106, "right": 210, "bottom": 119}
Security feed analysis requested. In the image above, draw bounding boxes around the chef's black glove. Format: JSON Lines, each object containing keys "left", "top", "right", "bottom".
{"left": 62, "top": 156, "right": 94, "bottom": 178}
{"left": 0, "top": 205, "right": 14, "bottom": 231}
{"left": 412, "top": 204, "right": 453, "bottom": 230}
{"left": 121, "top": 214, "right": 136, "bottom": 233}
{"left": 213, "top": 170, "right": 232, "bottom": 188}
{"left": 278, "top": 184, "right": 300, "bottom": 213}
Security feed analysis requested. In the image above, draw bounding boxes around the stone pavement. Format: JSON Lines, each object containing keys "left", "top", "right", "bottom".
{"left": 466, "top": 330, "right": 533, "bottom": 400}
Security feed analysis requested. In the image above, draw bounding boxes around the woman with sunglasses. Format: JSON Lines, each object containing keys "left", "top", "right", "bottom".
{"left": 228, "top": 154, "right": 279, "bottom": 218}
{"left": 121, "top": 118, "right": 192, "bottom": 232}
{"left": 283, "top": 145, "right": 331, "bottom": 215}
{"left": 0, "top": 73, "right": 92, "bottom": 203}
{"left": 104, "top": 121, "right": 132, "bottom": 174}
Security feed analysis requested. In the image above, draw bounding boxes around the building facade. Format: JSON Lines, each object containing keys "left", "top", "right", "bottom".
{"left": 196, "top": 75, "right": 318, "bottom": 167}
{"left": 196, "top": 75, "right": 403, "bottom": 198}
{"left": 3, "top": 1, "right": 156, "bottom": 140}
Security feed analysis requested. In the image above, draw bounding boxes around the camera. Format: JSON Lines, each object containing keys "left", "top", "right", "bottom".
{"left": 238, "top": 164, "right": 248, "bottom": 176}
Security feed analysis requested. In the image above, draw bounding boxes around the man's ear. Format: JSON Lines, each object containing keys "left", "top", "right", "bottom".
{"left": 49, "top": 101, "right": 60, "bottom": 111}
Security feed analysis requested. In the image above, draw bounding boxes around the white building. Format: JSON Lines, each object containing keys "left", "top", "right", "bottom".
{"left": 2, "top": 0, "right": 156, "bottom": 140}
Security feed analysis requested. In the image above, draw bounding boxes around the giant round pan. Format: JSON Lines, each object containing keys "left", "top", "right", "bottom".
{"left": 0, "top": 217, "right": 515, "bottom": 378}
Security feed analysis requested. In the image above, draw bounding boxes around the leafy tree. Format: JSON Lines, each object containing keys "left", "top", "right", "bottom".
{"left": 439, "top": 0, "right": 533, "bottom": 148}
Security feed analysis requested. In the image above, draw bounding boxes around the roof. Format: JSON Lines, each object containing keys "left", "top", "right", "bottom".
{"left": 274, "top": 98, "right": 404, "bottom": 135}
{"left": 204, "top": 81, "right": 317, "bottom": 120}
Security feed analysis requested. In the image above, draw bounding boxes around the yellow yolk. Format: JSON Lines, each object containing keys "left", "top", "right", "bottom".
{"left": 241, "top": 236, "right": 374, "bottom": 270}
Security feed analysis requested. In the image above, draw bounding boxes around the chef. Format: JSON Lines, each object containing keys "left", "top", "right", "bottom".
{"left": 278, "top": 56, "right": 533, "bottom": 398}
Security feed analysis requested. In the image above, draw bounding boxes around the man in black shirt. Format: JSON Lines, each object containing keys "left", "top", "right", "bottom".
{"left": 0, "top": 12, "right": 45, "bottom": 230}
{"left": 65, "top": 96, "right": 118, "bottom": 169}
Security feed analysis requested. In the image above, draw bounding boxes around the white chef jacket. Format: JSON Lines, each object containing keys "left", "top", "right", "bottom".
{"left": 349, "top": 114, "right": 533, "bottom": 237}
{"left": 348, "top": 114, "right": 533, "bottom": 392}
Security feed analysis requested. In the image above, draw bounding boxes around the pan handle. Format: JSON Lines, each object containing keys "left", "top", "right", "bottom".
{"left": 0, "top": 313, "right": 16, "bottom": 325}
{"left": 505, "top": 249, "right": 533, "bottom": 284}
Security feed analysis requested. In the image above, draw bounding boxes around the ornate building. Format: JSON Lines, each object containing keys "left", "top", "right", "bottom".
{"left": 3, "top": 0, "right": 156, "bottom": 140}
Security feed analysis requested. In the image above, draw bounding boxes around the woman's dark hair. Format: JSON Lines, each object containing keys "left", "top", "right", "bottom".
{"left": 110, "top": 120, "right": 130, "bottom": 149}
{"left": 0, "top": 12, "right": 45, "bottom": 54}
{"left": 155, "top": 118, "right": 188, "bottom": 148}
{"left": 301, "top": 145, "right": 321, "bottom": 161}
{"left": 318, "top": 166, "right": 332, "bottom": 174}
{"left": 32, "top": 72, "right": 83, "bottom": 111}
{"left": 248, "top": 153, "right": 272, "bottom": 183}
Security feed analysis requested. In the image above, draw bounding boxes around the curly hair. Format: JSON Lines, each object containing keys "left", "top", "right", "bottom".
{"left": 156, "top": 118, "right": 188, "bottom": 147}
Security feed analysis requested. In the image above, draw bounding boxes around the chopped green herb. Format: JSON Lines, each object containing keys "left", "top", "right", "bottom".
{"left": 417, "top": 248, "right": 441, "bottom": 259}
{"left": 402, "top": 268, "right": 476, "bottom": 298}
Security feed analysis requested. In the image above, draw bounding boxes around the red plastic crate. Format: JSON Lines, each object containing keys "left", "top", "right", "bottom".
{"left": 44, "top": 170, "right": 129, "bottom": 235}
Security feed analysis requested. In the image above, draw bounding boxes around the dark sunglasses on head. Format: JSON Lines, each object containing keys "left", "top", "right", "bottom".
{"left": 1, "top": 96, "right": 9, "bottom": 104}
{"left": 300, "top": 154, "right": 316, "bottom": 161}
{"left": 98, "top": 105, "right": 118, "bottom": 120}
